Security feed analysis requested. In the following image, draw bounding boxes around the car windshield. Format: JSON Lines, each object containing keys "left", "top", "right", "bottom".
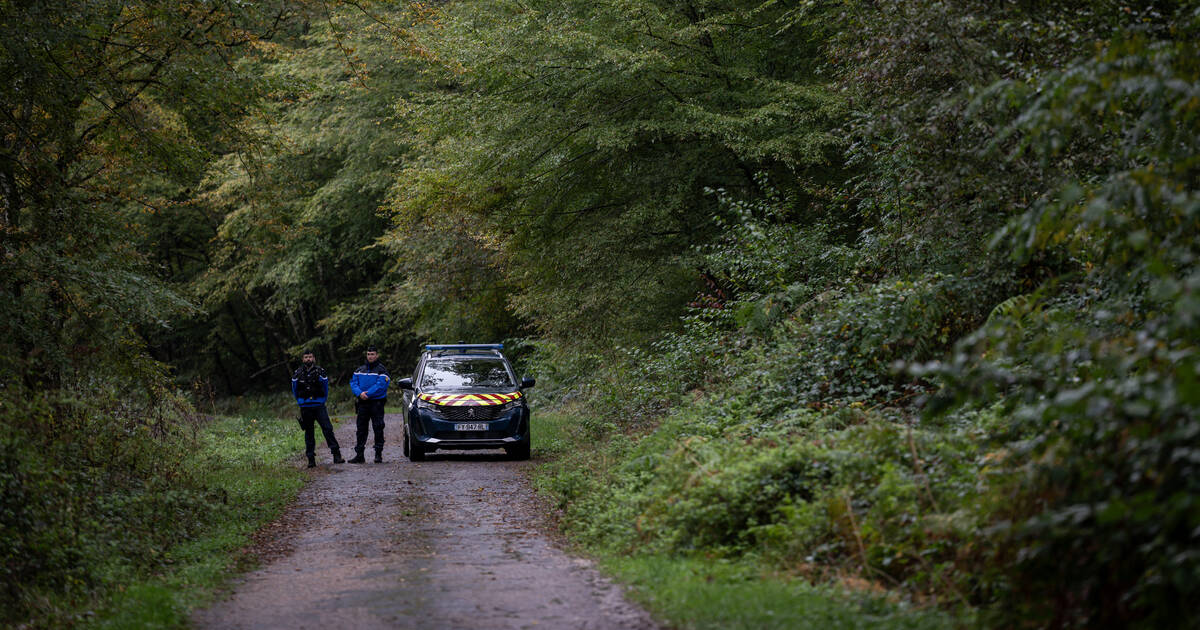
{"left": 419, "top": 358, "right": 514, "bottom": 391}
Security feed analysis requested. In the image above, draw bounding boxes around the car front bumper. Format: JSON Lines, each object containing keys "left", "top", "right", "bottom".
{"left": 408, "top": 406, "right": 529, "bottom": 451}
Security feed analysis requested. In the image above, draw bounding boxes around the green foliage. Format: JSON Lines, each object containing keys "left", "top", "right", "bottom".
{"left": 0, "top": 8, "right": 318, "bottom": 622}
{"left": 0, "top": 0, "right": 311, "bottom": 393}
{"left": 534, "top": 393, "right": 995, "bottom": 606}
{"left": 703, "top": 182, "right": 859, "bottom": 300}
{"left": 605, "top": 555, "right": 959, "bottom": 630}
{"left": 0, "top": 393, "right": 306, "bottom": 627}
{"left": 169, "top": 6, "right": 427, "bottom": 387}
{"left": 915, "top": 21, "right": 1200, "bottom": 628}
{"left": 387, "top": 0, "right": 849, "bottom": 350}
{"left": 553, "top": 271, "right": 1000, "bottom": 431}
{"left": 523, "top": 182, "right": 866, "bottom": 423}
{"left": 6, "top": 0, "right": 1200, "bottom": 627}
{"left": 829, "top": 0, "right": 1164, "bottom": 277}
{"left": 371, "top": 204, "right": 521, "bottom": 344}
{"left": 775, "top": 274, "right": 1001, "bottom": 405}
{"left": 529, "top": 6, "right": 1199, "bottom": 628}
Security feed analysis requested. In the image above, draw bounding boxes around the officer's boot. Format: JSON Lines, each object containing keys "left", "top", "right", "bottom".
{"left": 332, "top": 448, "right": 345, "bottom": 464}
{"left": 307, "top": 454, "right": 317, "bottom": 468}
{"left": 374, "top": 448, "right": 384, "bottom": 464}
{"left": 348, "top": 449, "right": 366, "bottom": 464}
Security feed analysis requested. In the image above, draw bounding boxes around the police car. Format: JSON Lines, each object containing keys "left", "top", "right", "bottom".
{"left": 397, "top": 344, "right": 534, "bottom": 461}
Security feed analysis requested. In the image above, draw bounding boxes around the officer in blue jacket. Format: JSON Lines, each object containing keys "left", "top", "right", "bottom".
{"left": 348, "top": 345, "right": 390, "bottom": 463}
{"left": 292, "top": 350, "right": 344, "bottom": 467}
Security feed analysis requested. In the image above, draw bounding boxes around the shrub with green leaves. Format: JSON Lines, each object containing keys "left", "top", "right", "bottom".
{"left": 0, "top": 391, "right": 201, "bottom": 623}
{"left": 917, "top": 25, "right": 1200, "bottom": 629}
{"left": 774, "top": 274, "right": 1001, "bottom": 405}
{"left": 0, "top": 377, "right": 305, "bottom": 627}
{"left": 538, "top": 389, "right": 994, "bottom": 599}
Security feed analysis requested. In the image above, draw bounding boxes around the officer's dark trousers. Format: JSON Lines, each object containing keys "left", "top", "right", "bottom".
{"left": 354, "top": 398, "right": 386, "bottom": 453}
{"left": 299, "top": 405, "right": 340, "bottom": 457}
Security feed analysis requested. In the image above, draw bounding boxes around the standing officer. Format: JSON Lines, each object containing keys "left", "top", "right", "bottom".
{"left": 349, "top": 345, "right": 390, "bottom": 463}
{"left": 292, "top": 349, "right": 344, "bottom": 467}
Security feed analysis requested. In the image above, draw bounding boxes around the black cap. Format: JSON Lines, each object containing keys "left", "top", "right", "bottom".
{"left": 366, "top": 345, "right": 378, "bottom": 352}
{"left": 302, "top": 349, "right": 315, "bottom": 356}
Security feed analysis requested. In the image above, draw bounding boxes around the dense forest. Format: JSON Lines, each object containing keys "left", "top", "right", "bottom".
{"left": 2, "top": 0, "right": 1198, "bottom": 627}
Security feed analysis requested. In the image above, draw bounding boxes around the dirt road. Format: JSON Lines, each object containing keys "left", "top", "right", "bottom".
{"left": 192, "top": 414, "right": 657, "bottom": 630}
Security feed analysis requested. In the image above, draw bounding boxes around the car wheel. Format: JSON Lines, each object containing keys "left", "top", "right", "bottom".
{"left": 402, "top": 425, "right": 411, "bottom": 457}
{"left": 505, "top": 431, "right": 531, "bottom": 461}
{"left": 407, "top": 425, "right": 426, "bottom": 462}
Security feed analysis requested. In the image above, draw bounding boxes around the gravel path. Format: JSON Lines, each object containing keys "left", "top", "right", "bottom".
{"left": 192, "top": 414, "right": 657, "bottom": 630}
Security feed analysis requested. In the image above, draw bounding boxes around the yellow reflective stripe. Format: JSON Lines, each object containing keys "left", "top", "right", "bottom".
{"left": 418, "top": 392, "right": 521, "bottom": 405}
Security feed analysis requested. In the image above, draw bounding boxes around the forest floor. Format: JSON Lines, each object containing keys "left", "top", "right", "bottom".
{"left": 191, "top": 414, "right": 657, "bottom": 630}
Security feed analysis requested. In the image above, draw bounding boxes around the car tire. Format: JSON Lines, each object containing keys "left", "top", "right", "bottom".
{"left": 402, "top": 426, "right": 411, "bottom": 458}
{"left": 505, "top": 431, "right": 531, "bottom": 461}
{"left": 407, "top": 424, "right": 426, "bottom": 462}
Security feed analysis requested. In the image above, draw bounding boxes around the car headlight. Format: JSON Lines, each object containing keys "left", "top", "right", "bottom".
{"left": 416, "top": 399, "right": 436, "bottom": 410}
{"left": 500, "top": 400, "right": 523, "bottom": 411}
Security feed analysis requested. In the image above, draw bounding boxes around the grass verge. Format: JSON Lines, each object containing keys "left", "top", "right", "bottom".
{"left": 605, "top": 555, "right": 957, "bottom": 630}
{"left": 84, "top": 413, "right": 312, "bottom": 629}
{"left": 530, "top": 409, "right": 966, "bottom": 630}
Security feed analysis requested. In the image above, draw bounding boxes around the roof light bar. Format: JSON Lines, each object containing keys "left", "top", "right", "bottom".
{"left": 425, "top": 343, "right": 504, "bottom": 351}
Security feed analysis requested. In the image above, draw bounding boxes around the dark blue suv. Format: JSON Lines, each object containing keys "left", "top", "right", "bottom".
{"left": 397, "top": 344, "right": 534, "bottom": 461}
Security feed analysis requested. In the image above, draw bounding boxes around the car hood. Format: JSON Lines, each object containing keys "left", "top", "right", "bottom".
{"left": 417, "top": 391, "right": 523, "bottom": 406}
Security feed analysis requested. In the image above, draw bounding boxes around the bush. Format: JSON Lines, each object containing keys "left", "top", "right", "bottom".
{"left": 0, "top": 382, "right": 260, "bottom": 626}
{"left": 538, "top": 387, "right": 993, "bottom": 603}
{"left": 918, "top": 30, "right": 1200, "bottom": 629}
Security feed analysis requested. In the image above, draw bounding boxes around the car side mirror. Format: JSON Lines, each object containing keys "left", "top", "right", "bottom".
{"left": 397, "top": 377, "right": 413, "bottom": 390}
{"left": 520, "top": 377, "right": 535, "bottom": 389}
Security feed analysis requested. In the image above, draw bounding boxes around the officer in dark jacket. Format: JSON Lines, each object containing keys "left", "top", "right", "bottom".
{"left": 349, "top": 345, "right": 390, "bottom": 463}
{"left": 292, "top": 350, "right": 344, "bottom": 467}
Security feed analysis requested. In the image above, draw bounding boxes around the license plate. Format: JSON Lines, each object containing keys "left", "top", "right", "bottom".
{"left": 453, "top": 423, "right": 488, "bottom": 431}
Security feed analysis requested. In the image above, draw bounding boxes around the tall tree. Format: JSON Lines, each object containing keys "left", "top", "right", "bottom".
{"left": 0, "top": 0, "right": 310, "bottom": 394}
{"left": 164, "top": 2, "right": 429, "bottom": 388}
{"left": 387, "top": 0, "right": 849, "bottom": 351}
{"left": 0, "top": 1, "right": 314, "bottom": 621}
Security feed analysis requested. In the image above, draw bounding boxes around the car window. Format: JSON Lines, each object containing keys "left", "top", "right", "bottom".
{"left": 419, "top": 358, "right": 514, "bottom": 391}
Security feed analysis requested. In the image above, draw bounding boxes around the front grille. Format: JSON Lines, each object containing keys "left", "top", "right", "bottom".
{"left": 434, "top": 405, "right": 506, "bottom": 421}
{"left": 434, "top": 430, "right": 508, "bottom": 440}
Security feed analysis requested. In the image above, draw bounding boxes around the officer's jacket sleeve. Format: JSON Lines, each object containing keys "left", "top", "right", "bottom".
{"left": 320, "top": 370, "right": 329, "bottom": 400}
{"left": 365, "top": 365, "right": 391, "bottom": 399}
{"left": 350, "top": 368, "right": 364, "bottom": 397}
{"left": 291, "top": 368, "right": 302, "bottom": 405}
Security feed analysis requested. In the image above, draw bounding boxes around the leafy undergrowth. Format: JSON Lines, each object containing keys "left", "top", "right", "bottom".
{"left": 607, "top": 556, "right": 958, "bottom": 630}
{"left": 0, "top": 397, "right": 310, "bottom": 629}
{"left": 531, "top": 410, "right": 974, "bottom": 629}
{"left": 89, "top": 414, "right": 308, "bottom": 629}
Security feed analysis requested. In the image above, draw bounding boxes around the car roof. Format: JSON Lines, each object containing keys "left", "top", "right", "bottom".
{"left": 421, "top": 344, "right": 507, "bottom": 360}
{"left": 424, "top": 351, "right": 505, "bottom": 360}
